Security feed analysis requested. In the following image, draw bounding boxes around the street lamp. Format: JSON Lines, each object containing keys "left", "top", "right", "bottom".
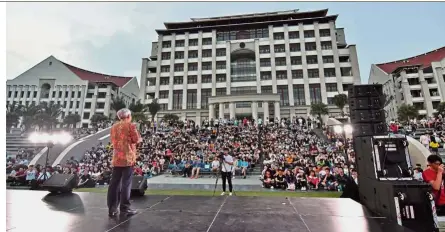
{"left": 29, "top": 131, "right": 72, "bottom": 180}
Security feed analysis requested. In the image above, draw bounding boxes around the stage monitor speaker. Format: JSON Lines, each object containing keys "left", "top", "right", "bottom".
{"left": 41, "top": 173, "right": 77, "bottom": 194}
{"left": 358, "top": 179, "right": 439, "bottom": 232}
{"left": 354, "top": 135, "right": 413, "bottom": 181}
{"left": 352, "top": 123, "right": 388, "bottom": 137}
{"left": 131, "top": 176, "right": 147, "bottom": 197}
{"left": 348, "top": 84, "right": 383, "bottom": 98}
{"left": 349, "top": 109, "right": 386, "bottom": 123}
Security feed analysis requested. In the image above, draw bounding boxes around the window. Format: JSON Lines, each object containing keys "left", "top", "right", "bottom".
{"left": 275, "top": 57, "right": 286, "bottom": 66}
{"left": 187, "top": 89, "right": 197, "bottom": 109}
{"left": 304, "top": 30, "right": 315, "bottom": 38}
{"left": 290, "top": 43, "right": 300, "bottom": 52}
{"left": 189, "top": 51, "right": 198, "bottom": 58}
{"left": 293, "top": 85, "right": 305, "bottom": 106}
{"left": 201, "top": 89, "right": 211, "bottom": 109}
{"left": 261, "top": 86, "right": 272, "bottom": 93}
{"left": 85, "top": 102, "right": 91, "bottom": 108}
{"left": 202, "top": 38, "right": 212, "bottom": 45}
{"left": 160, "top": 104, "right": 168, "bottom": 111}
{"left": 289, "top": 31, "right": 299, "bottom": 39}
{"left": 189, "top": 39, "right": 198, "bottom": 46}
{"left": 305, "top": 42, "right": 316, "bottom": 51}
{"left": 76, "top": 101, "right": 80, "bottom": 108}
{"left": 96, "top": 102, "right": 104, "bottom": 109}
{"left": 21, "top": 91, "right": 24, "bottom": 98}
{"left": 324, "top": 68, "right": 336, "bottom": 77}
{"left": 175, "top": 40, "right": 185, "bottom": 47}
{"left": 58, "top": 91, "right": 63, "bottom": 98}
{"left": 319, "top": 29, "right": 331, "bottom": 37}
{"left": 321, "top": 41, "right": 332, "bottom": 50}
{"left": 341, "top": 67, "right": 352, "bottom": 76}
{"left": 162, "top": 41, "right": 171, "bottom": 48}
{"left": 202, "top": 50, "right": 212, "bottom": 57}
{"left": 231, "top": 86, "right": 256, "bottom": 95}
{"left": 161, "top": 66, "right": 170, "bottom": 72}
{"left": 202, "top": 62, "right": 212, "bottom": 70}
{"left": 291, "top": 57, "right": 302, "bottom": 65}
{"left": 172, "top": 90, "right": 183, "bottom": 110}
{"left": 52, "top": 92, "right": 56, "bottom": 98}
{"left": 187, "top": 76, "right": 197, "bottom": 84}
{"left": 188, "top": 63, "right": 198, "bottom": 71}
{"left": 174, "top": 76, "right": 183, "bottom": 84}
{"left": 231, "top": 58, "right": 256, "bottom": 82}
{"left": 277, "top": 85, "right": 289, "bottom": 106}
{"left": 160, "top": 77, "right": 169, "bottom": 85}
{"left": 216, "top": 74, "right": 226, "bottom": 82}
{"left": 216, "top": 61, "right": 226, "bottom": 70}
{"left": 327, "top": 97, "right": 335, "bottom": 105}
{"left": 98, "top": 92, "right": 106, "bottom": 98}
{"left": 292, "top": 70, "right": 303, "bottom": 79}
{"left": 322, "top": 56, "right": 334, "bottom": 63}
{"left": 260, "top": 58, "right": 270, "bottom": 67}
{"left": 34, "top": 91, "right": 37, "bottom": 98}
{"left": 175, "top": 51, "right": 184, "bottom": 59}
{"left": 274, "top": 44, "right": 285, "bottom": 53}
{"left": 161, "top": 52, "right": 171, "bottom": 60}
{"left": 78, "top": 92, "right": 81, "bottom": 98}
{"left": 159, "top": 91, "right": 169, "bottom": 99}
{"left": 174, "top": 64, "right": 184, "bottom": 72}
{"left": 306, "top": 55, "right": 318, "bottom": 64}
{"left": 261, "top": 72, "right": 272, "bottom": 80}
{"left": 216, "top": 49, "right": 226, "bottom": 56}
{"left": 308, "top": 69, "right": 319, "bottom": 78}
{"left": 236, "top": 102, "right": 251, "bottom": 108}
{"left": 202, "top": 75, "right": 212, "bottom": 83}
{"left": 8, "top": 91, "right": 11, "bottom": 98}
{"left": 216, "top": 28, "right": 269, "bottom": 41}
{"left": 309, "top": 84, "right": 322, "bottom": 103}
{"left": 71, "top": 91, "right": 75, "bottom": 98}
{"left": 83, "top": 112, "right": 90, "bottom": 120}
{"left": 216, "top": 88, "right": 226, "bottom": 96}
{"left": 27, "top": 91, "right": 31, "bottom": 98}
{"left": 259, "top": 45, "right": 270, "bottom": 54}
{"left": 276, "top": 71, "right": 287, "bottom": 80}
{"left": 273, "top": 32, "right": 284, "bottom": 40}
{"left": 86, "top": 93, "right": 94, "bottom": 98}
{"left": 326, "top": 83, "right": 338, "bottom": 92}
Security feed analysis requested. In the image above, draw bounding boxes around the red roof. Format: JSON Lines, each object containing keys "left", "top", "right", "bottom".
{"left": 61, "top": 61, "right": 133, "bottom": 87}
{"left": 376, "top": 46, "right": 445, "bottom": 74}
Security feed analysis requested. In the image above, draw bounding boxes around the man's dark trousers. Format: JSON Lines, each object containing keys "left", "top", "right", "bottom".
{"left": 107, "top": 166, "right": 133, "bottom": 211}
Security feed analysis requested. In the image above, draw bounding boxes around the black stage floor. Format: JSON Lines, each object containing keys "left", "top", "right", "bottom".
{"left": 6, "top": 190, "right": 416, "bottom": 232}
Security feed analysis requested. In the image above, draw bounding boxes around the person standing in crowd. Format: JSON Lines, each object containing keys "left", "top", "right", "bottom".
{"left": 221, "top": 147, "right": 234, "bottom": 196}
{"left": 107, "top": 108, "right": 142, "bottom": 217}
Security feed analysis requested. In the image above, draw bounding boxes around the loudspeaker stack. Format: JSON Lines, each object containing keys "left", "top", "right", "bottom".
{"left": 348, "top": 84, "right": 439, "bottom": 232}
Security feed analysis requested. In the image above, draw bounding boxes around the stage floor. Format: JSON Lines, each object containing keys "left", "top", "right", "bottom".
{"left": 6, "top": 190, "right": 416, "bottom": 232}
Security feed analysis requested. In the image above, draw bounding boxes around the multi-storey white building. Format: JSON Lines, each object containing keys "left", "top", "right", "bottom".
{"left": 6, "top": 56, "right": 139, "bottom": 128}
{"left": 369, "top": 46, "right": 445, "bottom": 121}
{"left": 139, "top": 9, "right": 361, "bottom": 123}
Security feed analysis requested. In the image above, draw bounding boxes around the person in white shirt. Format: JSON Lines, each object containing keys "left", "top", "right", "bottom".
{"left": 419, "top": 134, "right": 430, "bottom": 148}
{"left": 220, "top": 147, "right": 234, "bottom": 196}
{"left": 211, "top": 158, "right": 220, "bottom": 174}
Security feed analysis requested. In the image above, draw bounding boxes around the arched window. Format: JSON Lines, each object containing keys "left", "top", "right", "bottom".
{"left": 40, "top": 83, "right": 51, "bottom": 99}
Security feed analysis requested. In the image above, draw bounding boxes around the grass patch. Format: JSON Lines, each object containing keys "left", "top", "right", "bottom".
{"left": 74, "top": 188, "right": 341, "bottom": 198}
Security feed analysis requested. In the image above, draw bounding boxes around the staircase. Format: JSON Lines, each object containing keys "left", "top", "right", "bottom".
{"left": 6, "top": 128, "right": 45, "bottom": 156}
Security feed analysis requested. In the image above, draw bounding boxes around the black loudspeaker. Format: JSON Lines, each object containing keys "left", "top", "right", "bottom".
{"left": 41, "top": 173, "right": 77, "bottom": 194}
{"left": 359, "top": 179, "right": 439, "bottom": 232}
{"left": 131, "top": 176, "right": 147, "bottom": 197}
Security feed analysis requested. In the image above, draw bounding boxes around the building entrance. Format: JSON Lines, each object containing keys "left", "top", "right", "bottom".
{"left": 236, "top": 114, "right": 252, "bottom": 120}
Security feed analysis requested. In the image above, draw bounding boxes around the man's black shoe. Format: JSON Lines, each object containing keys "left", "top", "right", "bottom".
{"left": 120, "top": 208, "right": 137, "bottom": 215}
{"left": 108, "top": 209, "right": 118, "bottom": 217}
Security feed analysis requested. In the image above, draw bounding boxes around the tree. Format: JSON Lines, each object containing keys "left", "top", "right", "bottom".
{"left": 33, "top": 102, "right": 62, "bottom": 130}
{"left": 129, "top": 100, "right": 148, "bottom": 122}
{"left": 147, "top": 98, "right": 161, "bottom": 122}
{"left": 90, "top": 114, "right": 108, "bottom": 128}
{"left": 63, "top": 114, "right": 81, "bottom": 129}
{"left": 310, "top": 102, "right": 329, "bottom": 125}
{"left": 436, "top": 102, "right": 445, "bottom": 116}
{"left": 397, "top": 104, "right": 419, "bottom": 122}
{"left": 163, "top": 113, "right": 179, "bottom": 122}
{"left": 21, "top": 102, "right": 39, "bottom": 131}
{"left": 332, "top": 93, "right": 348, "bottom": 116}
{"left": 6, "top": 103, "right": 21, "bottom": 133}
{"left": 110, "top": 96, "right": 127, "bottom": 112}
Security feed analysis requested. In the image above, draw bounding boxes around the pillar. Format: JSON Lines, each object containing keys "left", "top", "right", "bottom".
{"left": 219, "top": 103, "right": 224, "bottom": 119}
{"left": 263, "top": 101, "right": 269, "bottom": 121}
{"left": 229, "top": 103, "right": 235, "bottom": 119}
{"left": 251, "top": 102, "right": 258, "bottom": 121}
{"left": 274, "top": 101, "right": 281, "bottom": 120}
{"left": 209, "top": 104, "right": 215, "bottom": 120}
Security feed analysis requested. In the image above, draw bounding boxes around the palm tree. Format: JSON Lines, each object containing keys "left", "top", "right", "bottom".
{"left": 63, "top": 114, "right": 81, "bottom": 129}
{"left": 397, "top": 104, "right": 419, "bottom": 123}
{"left": 163, "top": 113, "right": 179, "bottom": 122}
{"left": 332, "top": 93, "right": 348, "bottom": 116}
{"left": 147, "top": 98, "right": 161, "bottom": 122}
{"left": 21, "top": 102, "right": 39, "bottom": 132}
{"left": 33, "top": 102, "right": 62, "bottom": 130}
{"left": 111, "top": 96, "right": 127, "bottom": 112}
{"left": 6, "top": 103, "right": 22, "bottom": 133}
{"left": 129, "top": 100, "right": 148, "bottom": 122}
{"left": 310, "top": 102, "right": 329, "bottom": 125}
{"left": 435, "top": 102, "right": 445, "bottom": 116}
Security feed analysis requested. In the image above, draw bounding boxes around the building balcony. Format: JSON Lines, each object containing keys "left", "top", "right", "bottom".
{"left": 148, "top": 60, "right": 157, "bottom": 68}
{"left": 431, "top": 96, "right": 442, "bottom": 101}
{"left": 146, "top": 86, "right": 156, "bottom": 92}
{"left": 408, "top": 84, "right": 421, "bottom": 90}
{"left": 411, "top": 97, "right": 425, "bottom": 102}
{"left": 337, "top": 48, "right": 350, "bottom": 56}
{"left": 418, "top": 109, "right": 427, "bottom": 115}
{"left": 148, "top": 72, "right": 156, "bottom": 78}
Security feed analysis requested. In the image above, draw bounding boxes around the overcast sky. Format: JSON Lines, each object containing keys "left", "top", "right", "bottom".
{"left": 6, "top": 2, "right": 445, "bottom": 85}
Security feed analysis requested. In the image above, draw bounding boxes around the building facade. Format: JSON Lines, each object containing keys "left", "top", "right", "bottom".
{"left": 139, "top": 9, "right": 361, "bottom": 123}
{"left": 369, "top": 47, "right": 445, "bottom": 121}
{"left": 6, "top": 56, "right": 139, "bottom": 128}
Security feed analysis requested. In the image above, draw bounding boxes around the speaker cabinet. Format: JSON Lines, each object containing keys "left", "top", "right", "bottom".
{"left": 42, "top": 173, "right": 77, "bottom": 194}
{"left": 131, "top": 176, "right": 147, "bottom": 197}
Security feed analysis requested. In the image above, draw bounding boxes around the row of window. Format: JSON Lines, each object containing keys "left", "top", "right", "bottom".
{"left": 7, "top": 90, "right": 114, "bottom": 100}
{"left": 162, "top": 38, "right": 213, "bottom": 48}
{"left": 160, "top": 61, "right": 227, "bottom": 72}
{"left": 259, "top": 41, "right": 332, "bottom": 54}
{"left": 161, "top": 49, "right": 226, "bottom": 60}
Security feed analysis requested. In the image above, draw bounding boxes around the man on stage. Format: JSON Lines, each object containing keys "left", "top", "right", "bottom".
{"left": 107, "top": 108, "right": 142, "bottom": 217}
{"left": 221, "top": 147, "right": 234, "bottom": 196}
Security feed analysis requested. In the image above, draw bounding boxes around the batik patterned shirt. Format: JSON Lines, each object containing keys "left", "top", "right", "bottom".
{"left": 110, "top": 121, "right": 141, "bottom": 167}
